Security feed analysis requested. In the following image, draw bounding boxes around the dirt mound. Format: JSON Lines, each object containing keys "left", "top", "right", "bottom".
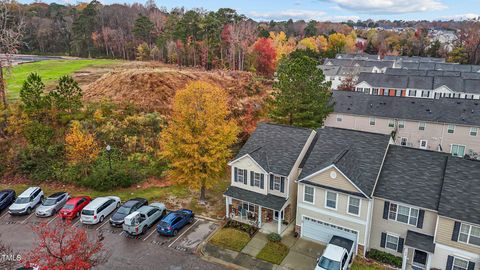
{"left": 83, "top": 65, "right": 272, "bottom": 115}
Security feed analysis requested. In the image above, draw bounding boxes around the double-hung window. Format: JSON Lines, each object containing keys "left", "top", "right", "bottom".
{"left": 448, "top": 124, "right": 455, "bottom": 134}
{"left": 369, "top": 117, "right": 376, "bottom": 126}
{"left": 388, "top": 203, "right": 419, "bottom": 226}
{"left": 418, "top": 122, "right": 426, "bottom": 131}
{"left": 388, "top": 119, "right": 395, "bottom": 128}
{"left": 348, "top": 197, "right": 360, "bottom": 215}
{"left": 398, "top": 120, "right": 405, "bottom": 129}
{"left": 303, "top": 186, "right": 314, "bottom": 203}
{"left": 273, "top": 175, "right": 281, "bottom": 191}
{"left": 325, "top": 191, "right": 337, "bottom": 209}
{"left": 408, "top": 90, "right": 417, "bottom": 97}
{"left": 458, "top": 223, "right": 480, "bottom": 246}
{"left": 253, "top": 172, "right": 261, "bottom": 187}
{"left": 453, "top": 257, "right": 469, "bottom": 270}
{"left": 237, "top": 169, "right": 245, "bottom": 183}
{"left": 470, "top": 127, "right": 478, "bottom": 136}
{"left": 386, "top": 233, "right": 399, "bottom": 251}
{"left": 336, "top": 114, "right": 343, "bottom": 122}
{"left": 421, "top": 90, "right": 430, "bottom": 98}
{"left": 451, "top": 144, "right": 466, "bottom": 157}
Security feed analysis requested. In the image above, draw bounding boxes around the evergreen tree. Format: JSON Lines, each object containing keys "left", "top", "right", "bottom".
{"left": 133, "top": 14, "right": 155, "bottom": 44}
{"left": 304, "top": 20, "right": 318, "bottom": 37}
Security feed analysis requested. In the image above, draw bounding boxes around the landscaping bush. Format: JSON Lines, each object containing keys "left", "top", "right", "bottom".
{"left": 210, "top": 228, "right": 251, "bottom": 252}
{"left": 366, "top": 249, "right": 402, "bottom": 268}
{"left": 225, "top": 219, "right": 258, "bottom": 237}
{"left": 267, "top": 233, "right": 281, "bottom": 243}
{"left": 256, "top": 241, "right": 289, "bottom": 265}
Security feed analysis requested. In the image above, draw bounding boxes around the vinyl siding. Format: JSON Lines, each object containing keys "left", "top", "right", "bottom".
{"left": 230, "top": 156, "right": 268, "bottom": 195}
{"left": 305, "top": 167, "right": 361, "bottom": 194}
{"left": 435, "top": 216, "right": 480, "bottom": 255}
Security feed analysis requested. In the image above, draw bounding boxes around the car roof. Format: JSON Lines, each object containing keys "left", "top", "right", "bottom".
{"left": 0, "top": 189, "right": 14, "bottom": 195}
{"left": 322, "top": 245, "right": 344, "bottom": 261}
{"left": 123, "top": 199, "right": 143, "bottom": 207}
{"left": 19, "top": 187, "right": 40, "bottom": 198}
{"left": 66, "top": 196, "right": 87, "bottom": 204}
{"left": 137, "top": 206, "right": 153, "bottom": 214}
{"left": 48, "top": 192, "right": 67, "bottom": 198}
{"left": 83, "top": 197, "right": 109, "bottom": 210}
{"left": 163, "top": 212, "right": 182, "bottom": 222}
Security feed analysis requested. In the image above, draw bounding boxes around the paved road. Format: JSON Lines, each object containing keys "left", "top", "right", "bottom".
{"left": 0, "top": 206, "right": 225, "bottom": 270}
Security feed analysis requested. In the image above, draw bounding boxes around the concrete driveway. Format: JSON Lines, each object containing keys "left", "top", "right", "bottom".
{"left": 280, "top": 237, "right": 325, "bottom": 270}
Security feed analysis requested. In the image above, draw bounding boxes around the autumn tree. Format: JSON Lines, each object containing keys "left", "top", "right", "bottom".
{"left": 337, "top": 75, "right": 356, "bottom": 91}
{"left": 161, "top": 81, "right": 238, "bottom": 202}
{"left": 65, "top": 121, "right": 100, "bottom": 171}
{"left": 0, "top": 234, "right": 18, "bottom": 269}
{"left": 269, "top": 55, "right": 333, "bottom": 128}
{"left": 23, "top": 220, "right": 109, "bottom": 270}
{"left": 252, "top": 37, "right": 277, "bottom": 77}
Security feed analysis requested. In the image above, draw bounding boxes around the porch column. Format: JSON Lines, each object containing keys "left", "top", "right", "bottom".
{"left": 258, "top": 206, "right": 262, "bottom": 227}
{"left": 426, "top": 252, "right": 432, "bottom": 270}
{"left": 225, "top": 197, "right": 229, "bottom": 219}
{"left": 401, "top": 247, "right": 408, "bottom": 270}
{"left": 277, "top": 210, "right": 281, "bottom": 234}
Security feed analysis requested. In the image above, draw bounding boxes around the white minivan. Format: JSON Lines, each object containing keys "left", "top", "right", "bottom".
{"left": 80, "top": 196, "right": 121, "bottom": 225}
{"left": 8, "top": 187, "right": 44, "bottom": 215}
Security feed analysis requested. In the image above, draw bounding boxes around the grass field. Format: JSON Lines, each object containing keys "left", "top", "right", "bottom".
{"left": 4, "top": 59, "right": 120, "bottom": 100}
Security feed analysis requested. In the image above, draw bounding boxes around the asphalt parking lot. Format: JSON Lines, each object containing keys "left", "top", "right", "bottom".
{"left": 0, "top": 206, "right": 224, "bottom": 270}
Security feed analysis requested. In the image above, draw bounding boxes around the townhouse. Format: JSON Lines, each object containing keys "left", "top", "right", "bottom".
{"left": 325, "top": 91, "right": 480, "bottom": 157}
{"left": 355, "top": 72, "right": 480, "bottom": 99}
{"left": 224, "top": 123, "right": 316, "bottom": 234}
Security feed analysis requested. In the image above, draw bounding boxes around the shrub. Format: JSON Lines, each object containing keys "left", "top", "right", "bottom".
{"left": 366, "top": 249, "right": 402, "bottom": 268}
{"left": 225, "top": 219, "right": 258, "bottom": 237}
{"left": 267, "top": 233, "right": 281, "bottom": 243}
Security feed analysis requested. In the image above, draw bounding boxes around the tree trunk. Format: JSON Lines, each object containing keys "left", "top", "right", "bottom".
{"left": 0, "top": 62, "right": 8, "bottom": 137}
{"left": 199, "top": 185, "right": 206, "bottom": 203}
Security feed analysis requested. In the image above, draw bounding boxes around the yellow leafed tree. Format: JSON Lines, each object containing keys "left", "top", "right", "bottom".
{"left": 297, "top": 37, "right": 318, "bottom": 52}
{"left": 65, "top": 121, "right": 100, "bottom": 167}
{"left": 270, "top": 31, "right": 295, "bottom": 62}
{"left": 160, "top": 81, "right": 238, "bottom": 201}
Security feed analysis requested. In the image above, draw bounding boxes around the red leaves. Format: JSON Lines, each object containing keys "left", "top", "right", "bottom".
{"left": 22, "top": 220, "right": 108, "bottom": 270}
{"left": 252, "top": 38, "right": 277, "bottom": 77}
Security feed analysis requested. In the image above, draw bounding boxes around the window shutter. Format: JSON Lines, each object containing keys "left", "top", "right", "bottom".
{"left": 280, "top": 177, "right": 285, "bottom": 193}
{"left": 446, "top": 256, "right": 454, "bottom": 270}
{"left": 234, "top": 168, "right": 238, "bottom": 182}
{"left": 380, "top": 232, "right": 386, "bottom": 248}
{"left": 243, "top": 170, "right": 248, "bottom": 184}
{"left": 270, "top": 175, "right": 274, "bottom": 190}
{"left": 452, "top": 221, "right": 461, "bottom": 241}
{"left": 383, "top": 201, "right": 390, "bottom": 220}
{"left": 468, "top": 262, "right": 475, "bottom": 270}
{"left": 417, "top": 210, "right": 425, "bottom": 229}
{"left": 250, "top": 171, "right": 254, "bottom": 186}
{"left": 260, "top": 174, "right": 264, "bottom": 189}
{"left": 397, "top": 237, "right": 404, "bottom": 253}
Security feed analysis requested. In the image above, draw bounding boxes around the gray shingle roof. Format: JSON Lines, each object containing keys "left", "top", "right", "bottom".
{"left": 332, "top": 91, "right": 480, "bottom": 126}
{"left": 405, "top": 230, "right": 436, "bottom": 253}
{"left": 224, "top": 186, "right": 287, "bottom": 211}
{"left": 299, "top": 127, "right": 390, "bottom": 197}
{"left": 374, "top": 146, "right": 448, "bottom": 210}
{"left": 324, "top": 59, "right": 394, "bottom": 69}
{"left": 357, "top": 73, "right": 409, "bottom": 88}
{"left": 233, "top": 123, "right": 313, "bottom": 176}
{"left": 438, "top": 157, "right": 480, "bottom": 224}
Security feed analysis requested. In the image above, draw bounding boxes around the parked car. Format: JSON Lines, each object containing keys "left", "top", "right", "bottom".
{"left": 80, "top": 196, "right": 120, "bottom": 225}
{"left": 315, "top": 236, "right": 354, "bottom": 270}
{"left": 59, "top": 196, "right": 92, "bottom": 219}
{"left": 123, "top": 202, "right": 166, "bottom": 235}
{"left": 110, "top": 197, "right": 148, "bottom": 227}
{"left": 157, "top": 209, "right": 194, "bottom": 236}
{"left": 35, "top": 192, "right": 70, "bottom": 217}
{"left": 8, "top": 187, "right": 44, "bottom": 216}
{"left": 0, "top": 189, "right": 16, "bottom": 212}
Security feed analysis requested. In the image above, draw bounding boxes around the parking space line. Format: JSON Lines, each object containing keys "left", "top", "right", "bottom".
{"left": 72, "top": 219, "right": 81, "bottom": 227}
{"left": 168, "top": 219, "right": 199, "bottom": 248}
{"left": 21, "top": 213, "right": 35, "bottom": 224}
{"left": 0, "top": 212, "right": 9, "bottom": 220}
{"left": 143, "top": 228, "right": 157, "bottom": 242}
{"left": 119, "top": 231, "right": 124, "bottom": 236}
{"left": 96, "top": 219, "right": 110, "bottom": 231}
{"left": 47, "top": 216, "right": 57, "bottom": 225}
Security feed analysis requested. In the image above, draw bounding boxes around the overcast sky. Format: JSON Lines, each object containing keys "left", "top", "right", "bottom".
{"left": 20, "top": 0, "right": 480, "bottom": 22}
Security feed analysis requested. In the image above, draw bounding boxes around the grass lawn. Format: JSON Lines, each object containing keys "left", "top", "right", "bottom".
{"left": 4, "top": 59, "right": 121, "bottom": 100}
{"left": 351, "top": 257, "right": 390, "bottom": 270}
{"left": 256, "top": 241, "right": 289, "bottom": 265}
{"left": 210, "top": 228, "right": 251, "bottom": 252}
{"left": 0, "top": 182, "right": 188, "bottom": 204}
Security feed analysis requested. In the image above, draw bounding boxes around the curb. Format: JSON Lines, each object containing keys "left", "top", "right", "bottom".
{"left": 196, "top": 214, "right": 223, "bottom": 223}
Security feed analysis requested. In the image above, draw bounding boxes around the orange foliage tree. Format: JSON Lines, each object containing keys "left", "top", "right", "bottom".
{"left": 160, "top": 81, "right": 238, "bottom": 201}
{"left": 252, "top": 37, "right": 277, "bottom": 77}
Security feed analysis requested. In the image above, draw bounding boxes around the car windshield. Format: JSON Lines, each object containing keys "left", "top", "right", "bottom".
{"left": 82, "top": 210, "right": 94, "bottom": 216}
{"left": 63, "top": 204, "right": 75, "bottom": 210}
{"left": 159, "top": 221, "right": 169, "bottom": 228}
{"left": 116, "top": 206, "right": 131, "bottom": 215}
{"left": 43, "top": 198, "right": 57, "bottom": 206}
{"left": 318, "top": 257, "right": 341, "bottom": 270}
{"left": 15, "top": 197, "right": 29, "bottom": 204}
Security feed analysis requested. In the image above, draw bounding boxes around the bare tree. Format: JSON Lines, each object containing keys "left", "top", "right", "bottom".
{"left": 0, "top": 0, "right": 24, "bottom": 135}
{"left": 0, "top": 234, "right": 18, "bottom": 269}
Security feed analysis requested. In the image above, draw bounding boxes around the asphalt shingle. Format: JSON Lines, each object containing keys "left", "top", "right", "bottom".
{"left": 405, "top": 230, "right": 436, "bottom": 253}
{"left": 224, "top": 186, "right": 287, "bottom": 211}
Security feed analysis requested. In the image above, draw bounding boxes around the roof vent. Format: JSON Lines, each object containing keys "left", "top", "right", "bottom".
{"left": 370, "top": 104, "right": 373, "bottom": 107}
{"left": 347, "top": 108, "right": 351, "bottom": 110}
{"left": 457, "top": 101, "right": 461, "bottom": 105}
{"left": 411, "top": 101, "right": 415, "bottom": 104}
{"left": 475, "top": 102, "right": 479, "bottom": 106}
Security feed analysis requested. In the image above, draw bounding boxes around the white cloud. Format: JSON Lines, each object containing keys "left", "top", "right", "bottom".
{"left": 439, "top": 13, "right": 480, "bottom": 21}
{"left": 247, "top": 9, "right": 358, "bottom": 22}
{"left": 324, "top": 0, "right": 447, "bottom": 14}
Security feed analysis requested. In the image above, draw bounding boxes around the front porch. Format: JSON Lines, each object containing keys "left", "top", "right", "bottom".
{"left": 402, "top": 230, "right": 436, "bottom": 270}
{"left": 224, "top": 187, "right": 293, "bottom": 234}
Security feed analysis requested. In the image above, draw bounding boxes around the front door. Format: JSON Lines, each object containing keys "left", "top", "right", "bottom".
{"left": 274, "top": 210, "right": 283, "bottom": 221}
{"left": 412, "top": 250, "right": 428, "bottom": 270}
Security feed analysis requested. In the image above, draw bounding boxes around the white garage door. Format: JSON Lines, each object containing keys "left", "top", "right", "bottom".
{"left": 302, "top": 216, "right": 358, "bottom": 250}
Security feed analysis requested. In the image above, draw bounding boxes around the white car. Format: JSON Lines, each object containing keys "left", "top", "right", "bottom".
{"left": 315, "top": 236, "right": 354, "bottom": 270}
{"left": 8, "top": 187, "right": 44, "bottom": 215}
{"left": 80, "top": 196, "right": 121, "bottom": 225}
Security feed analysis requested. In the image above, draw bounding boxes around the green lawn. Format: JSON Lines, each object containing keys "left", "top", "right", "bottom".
{"left": 210, "top": 228, "right": 251, "bottom": 252}
{"left": 0, "top": 183, "right": 188, "bottom": 203}
{"left": 256, "top": 241, "right": 289, "bottom": 265}
{"left": 4, "top": 59, "right": 120, "bottom": 100}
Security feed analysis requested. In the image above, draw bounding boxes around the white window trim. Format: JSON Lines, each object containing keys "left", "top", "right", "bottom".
{"left": 453, "top": 256, "right": 469, "bottom": 270}
{"left": 303, "top": 185, "right": 315, "bottom": 205}
{"left": 451, "top": 144, "right": 466, "bottom": 157}
{"left": 400, "top": 137, "right": 408, "bottom": 146}
{"left": 388, "top": 203, "right": 419, "bottom": 227}
{"left": 272, "top": 175, "right": 282, "bottom": 191}
{"left": 388, "top": 119, "right": 395, "bottom": 128}
{"left": 458, "top": 222, "right": 480, "bottom": 247}
{"left": 447, "top": 124, "right": 456, "bottom": 134}
{"left": 418, "top": 122, "right": 426, "bottom": 131}
{"left": 325, "top": 191, "right": 338, "bottom": 210}
{"left": 398, "top": 120, "right": 405, "bottom": 129}
{"left": 420, "top": 140, "right": 428, "bottom": 149}
{"left": 336, "top": 114, "right": 343, "bottom": 122}
{"left": 385, "top": 232, "right": 400, "bottom": 252}
{"left": 253, "top": 172, "right": 261, "bottom": 187}
{"left": 347, "top": 196, "right": 361, "bottom": 217}
{"left": 369, "top": 117, "right": 376, "bottom": 126}
{"left": 470, "top": 127, "right": 478, "bottom": 137}
{"left": 237, "top": 168, "right": 245, "bottom": 183}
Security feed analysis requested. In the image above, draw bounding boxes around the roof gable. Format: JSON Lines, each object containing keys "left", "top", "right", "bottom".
{"left": 301, "top": 165, "right": 364, "bottom": 196}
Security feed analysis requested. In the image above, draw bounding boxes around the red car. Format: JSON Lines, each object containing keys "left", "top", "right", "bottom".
{"left": 59, "top": 196, "right": 91, "bottom": 219}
